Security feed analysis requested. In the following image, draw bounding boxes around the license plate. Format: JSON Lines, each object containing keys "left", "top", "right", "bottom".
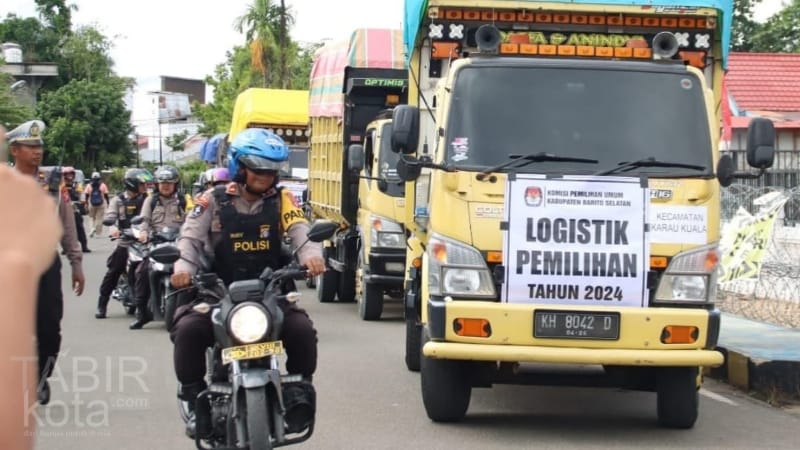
{"left": 221, "top": 341, "right": 284, "bottom": 365}
{"left": 534, "top": 311, "right": 620, "bottom": 340}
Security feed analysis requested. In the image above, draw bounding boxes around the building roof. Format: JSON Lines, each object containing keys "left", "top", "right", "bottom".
{"left": 727, "top": 53, "right": 800, "bottom": 112}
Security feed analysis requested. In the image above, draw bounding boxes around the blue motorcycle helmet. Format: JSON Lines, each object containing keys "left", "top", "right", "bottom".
{"left": 228, "top": 128, "right": 290, "bottom": 184}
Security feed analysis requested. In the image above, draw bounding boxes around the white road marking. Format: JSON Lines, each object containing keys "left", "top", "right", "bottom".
{"left": 700, "top": 388, "right": 739, "bottom": 406}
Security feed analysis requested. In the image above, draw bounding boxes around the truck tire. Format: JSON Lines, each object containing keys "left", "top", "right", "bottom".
{"left": 357, "top": 255, "right": 383, "bottom": 320}
{"left": 420, "top": 327, "right": 471, "bottom": 422}
{"left": 337, "top": 269, "right": 357, "bottom": 303}
{"left": 316, "top": 270, "right": 338, "bottom": 303}
{"left": 656, "top": 367, "right": 699, "bottom": 429}
{"left": 404, "top": 315, "right": 421, "bottom": 372}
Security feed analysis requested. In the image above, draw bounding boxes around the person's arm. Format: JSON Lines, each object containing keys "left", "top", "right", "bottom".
{"left": 0, "top": 161, "right": 62, "bottom": 450}
{"left": 104, "top": 195, "right": 121, "bottom": 235}
{"left": 59, "top": 196, "right": 85, "bottom": 295}
{"left": 279, "top": 189, "right": 324, "bottom": 275}
{"left": 139, "top": 196, "right": 153, "bottom": 234}
{"left": 102, "top": 183, "right": 110, "bottom": 205}
{"left": 174, "top": 191, "right": 217, "bottom": 276}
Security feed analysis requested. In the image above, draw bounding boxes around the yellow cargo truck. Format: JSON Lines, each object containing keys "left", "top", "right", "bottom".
{"left": 307, "top": 29, "right": 409, "bottom": 314}
{"left": 226, "top": 88, "right": 311, "bottom": 204}
{"left": 394, "top": 0, "right": 774, "bottom": 427}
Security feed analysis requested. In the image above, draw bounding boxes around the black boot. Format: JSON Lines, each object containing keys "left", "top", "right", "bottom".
{"left": 179, "top": 381, "right": 211, "bottom": 439}
{"left": 95, "top": 296, "right": 109, "bottom": 319}
{"left": 37, "top": 379, "right": 51, "bottom": 405}
{"left": 129, "top": 305, "right": 152, "bottom": 330}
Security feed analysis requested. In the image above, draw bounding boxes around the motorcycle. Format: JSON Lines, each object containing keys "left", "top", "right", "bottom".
{"left": 150, "top": 219, "right": 338, "bottom": 450}
{"left": 146, "top": 226, "right": 181, "bottom": 329}
{"left": 104, "top": 217, "right": 147, "bottom": 316}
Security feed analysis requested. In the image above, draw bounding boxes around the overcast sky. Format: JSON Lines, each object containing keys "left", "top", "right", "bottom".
{"left": 0, "top": 0, "right": 788, "bottom": 85}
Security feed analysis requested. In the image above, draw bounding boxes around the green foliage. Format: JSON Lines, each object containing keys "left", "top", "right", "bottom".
{"left": 0, "top": 14, "right": 61, "bottom": 63}
{"left": 35, "top": 0, "right": 76, "bottom": 37}
{"left": 751, "top": 0, "right": 800, "bottom": 52}
{"left": 0, "top": 73, "right": 33, "bottom": 128}
{"left": 57, "top": 25, "right": 115, "bottom": 83}
{"left": 37, "top": 77, "right": 134, "bottom": 171}
{"left": 234, "top": 0, "right": 295, "bottom": 88}
{"left": 194, "top": 46, "right": 253, "bottom": 135}
{"left": 176, "top": 159, "right": 209, "bottom": 191}
{"left": 164, "top": 130, "right": 190, "bottom": 152}
{"left": 732, "top": 0, "right": 762, "bottom": 52}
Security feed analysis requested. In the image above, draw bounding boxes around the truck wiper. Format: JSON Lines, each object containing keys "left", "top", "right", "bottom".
{"left": 476, "top": 153, "right": 599, "bottom": 181}
{"left": 594, "top": 157, "right": 707, "bottom": 176}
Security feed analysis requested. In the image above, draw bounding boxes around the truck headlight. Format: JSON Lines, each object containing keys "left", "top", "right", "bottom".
{"left": 655, "top": 242, "right": 719, "bottom": 304}
{"left": 369, "top": 215, "right": 405, "bottom": 249}
{"left": 428, "top": 233, "right": 496, "bottom": 299}
{"left": 228, "top": 304, "right": 270, "bottom": 344}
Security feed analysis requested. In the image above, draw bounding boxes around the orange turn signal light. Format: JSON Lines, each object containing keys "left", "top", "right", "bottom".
{"left": 454, "top": 318, "right": 491, "bottom": 338}
{"left": 661, "top": 325, "right": 699, "bottom": 344}
{"left": 486, "top": 251, "right": 503, "bottom": 263}
{"left": 650, "top": 256, "right": 668, "bottom": 269}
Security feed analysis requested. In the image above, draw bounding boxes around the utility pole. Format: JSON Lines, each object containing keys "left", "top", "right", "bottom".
{"left": 157, "top": 118, "right": 163, "bottom": 166}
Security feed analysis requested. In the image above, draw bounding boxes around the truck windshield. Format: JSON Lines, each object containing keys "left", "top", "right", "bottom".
{"left": 445, "top": 66, "right": 713, "bottom": 176}
{"left": 379, "top": 122, "right": 404, "bottom": 197}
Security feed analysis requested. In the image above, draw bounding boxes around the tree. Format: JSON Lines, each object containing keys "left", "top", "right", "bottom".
{"left": 37, "top": 77, "right": 134, "bottom": 170}
{"left": 751, "top": 0, "right": 800, "bottom": 52}
{"left": 194, "top": 45, "right": 254, "bottom": 135}
{"left": 35, "top": 0, "right": 76, "bottom": 37}
{"left": 0, "top": 73, "right": 33, "bottom": 128}
{"left": 0, "top": 14, "right": 61, "bottom": 63}
{"left": 234, "top": 0, "right": 296, "bottom": 88}
{"left": 731, "top": 0, "right": 762, "bottom": 51}
{"left": 58, "top": 25, "right": 115, "bottom": 83}
{"left": 165, "top": 130, "right": 190, "bottom": 152}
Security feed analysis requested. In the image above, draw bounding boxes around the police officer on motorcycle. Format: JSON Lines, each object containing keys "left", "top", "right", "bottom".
{"left": 96, "top": 168, "right": 151, "bottom": 319}
{"left": 169, "top": 128, "right": 325, "bottom": 437}
{"left": 130, "top": 165, "right": 186, "bottom": 329}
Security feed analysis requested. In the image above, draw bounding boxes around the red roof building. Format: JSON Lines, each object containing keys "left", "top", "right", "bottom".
{"left": 727, "top": 53, "right": 800, "bottom": 113}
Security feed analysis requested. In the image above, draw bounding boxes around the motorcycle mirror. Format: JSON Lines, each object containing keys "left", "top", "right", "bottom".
{"left": 306, "top": 220, "right": 338, "bottom": 243}
{"left": 259, "top": 267, "right": 274, "bottom": 281}
{"left": 150, "top": 244, "right": 181, "bottom": 264}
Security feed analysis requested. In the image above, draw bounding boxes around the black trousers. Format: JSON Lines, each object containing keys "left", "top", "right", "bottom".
{"left": 74, "top": 211, "right": 88, "bottom": 250}
{"left": 170, "top": 300, "right": 318, "bottom": 384}
{"left": 134, "top": 258, "right": 150, "bottom": 305}
{"left": 99, "top": 246, "right": 134, "bottom": 300}
{"left": 37, "top": 255, "right": 63, "bottom": 380}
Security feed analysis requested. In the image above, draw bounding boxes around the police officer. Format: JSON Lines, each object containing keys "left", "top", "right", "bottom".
{"left": 170, "top": 129, "right": 325, "bottom": 437}
{"left": 62, "top": 166, "right": 91, "bottom": 252}
{"left": 130, "top": 165, "right": 186, "bottom": 329}
{"left": 95, "top": 168, "right": 150, "bottom": 319}
{"left": 7, "top": 120, "right": 86, "bottom": 405}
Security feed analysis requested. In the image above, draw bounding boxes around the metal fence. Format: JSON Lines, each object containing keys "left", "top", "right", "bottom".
{"left": 717, "top": 181, "right": 800, "bottom": 328}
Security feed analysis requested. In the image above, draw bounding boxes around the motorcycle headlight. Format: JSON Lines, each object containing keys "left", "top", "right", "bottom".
{"left": 369, "top": 215, "right": 405, "bottom": 249}
{"left": 228, "top": 304, "right": 270, "bottom": 344}
{"left": 655, "top": 242, "right": 719, "bottom": 304}
{"left": 427, "top": 233, "right": 496, "bottom": 299}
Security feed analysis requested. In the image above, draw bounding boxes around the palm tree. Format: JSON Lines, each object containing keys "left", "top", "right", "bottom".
{"left": 234, "top": 0, "right": 295, "bottom": 88}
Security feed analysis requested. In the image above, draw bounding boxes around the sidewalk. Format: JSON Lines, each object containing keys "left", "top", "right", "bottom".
{"left": 712, "top": 312, "right": 800, "bottom": 401}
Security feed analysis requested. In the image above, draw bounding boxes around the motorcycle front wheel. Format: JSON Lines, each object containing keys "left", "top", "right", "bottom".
{"left": 241, "top": 388, "right": 272, "bottom": 450}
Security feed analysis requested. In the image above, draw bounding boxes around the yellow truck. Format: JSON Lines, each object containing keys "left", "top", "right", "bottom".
{"left": 307, "top": 29, "right": 409, "bottom": 318}
{"left": 395, "top": 0, "right": 774, "bottom": 427}
{"left": 226, "top": 88, "right": 311, "bottom": 204}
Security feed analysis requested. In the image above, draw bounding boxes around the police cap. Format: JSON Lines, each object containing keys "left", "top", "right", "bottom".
{"left": 6, "top": 120, "right": 46, "bottom": 146}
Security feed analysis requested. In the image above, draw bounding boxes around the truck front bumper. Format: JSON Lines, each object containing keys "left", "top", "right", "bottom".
{"left": 423, "top": 300, "right": 723, "bottom": 368}
{"left": 365, "top": 248, "right": 406, "bottom": 287}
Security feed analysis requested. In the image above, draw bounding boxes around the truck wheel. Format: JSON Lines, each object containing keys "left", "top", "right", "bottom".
{"left": 420, "top": 327, "right": 471, "bottom": 422}
{"left": 337, "top": 269, "right": 357, "bottom": 303}
{"left": 358, "top": 280, "right": 384, "bottom": 321}
{"left": 316, "top": 270, "right": 338, "bottom": 303}
{"left": 404, "top": 315, "right": 421, "bottom": 372}
{"left": 656, "top": 367, "right": 699, "bottom": 429}
{"left": 357, "top": 255, "right": 383, "bottom": 320}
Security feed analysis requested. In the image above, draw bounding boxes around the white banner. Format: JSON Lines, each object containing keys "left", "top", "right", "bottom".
{"left": 649, "top": 205, "right": 708, "bottom": 244}
{"left": 502, "top": 175, "right": 649, "bottom": 307}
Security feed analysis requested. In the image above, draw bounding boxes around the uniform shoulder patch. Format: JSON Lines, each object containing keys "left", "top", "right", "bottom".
{"left": 190, "top": 193, "right": 210, "bottom": 218}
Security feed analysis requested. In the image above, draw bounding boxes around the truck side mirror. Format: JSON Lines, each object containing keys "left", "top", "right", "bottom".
{"left": 348, "top": 144, "right": 364, "bottom": 173}
{"left": 716, "top": 154, "right": 735, "bottom": 187}
{"left": 391, "top": 106, "right": 419, "bottom": 154}
{"left": 746, "top": 118, "right": 775, "bottom": 170}
{"left": 397, "top": 157, "right": 422, "bottom": 182}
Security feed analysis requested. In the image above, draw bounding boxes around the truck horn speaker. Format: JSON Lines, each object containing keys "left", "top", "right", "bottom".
{"left": 652, "top": 32, "right": 679, "bottom": 59}
{"left": 475, "top": 24, "right": 502, "bottom": 54}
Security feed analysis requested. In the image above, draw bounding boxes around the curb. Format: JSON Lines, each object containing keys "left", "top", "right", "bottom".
{"left": 709, "top": 345, "right": 800, "bottom": 401}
